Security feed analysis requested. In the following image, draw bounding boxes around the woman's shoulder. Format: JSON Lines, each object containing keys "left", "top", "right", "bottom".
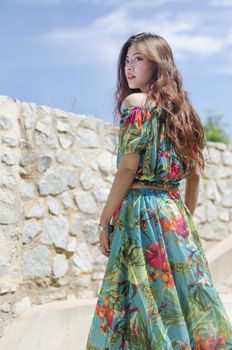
{"left": 122, "top": 93, "right": 156, "bottom": 110}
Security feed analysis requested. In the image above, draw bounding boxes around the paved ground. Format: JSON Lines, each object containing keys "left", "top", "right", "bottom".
{"left": 0, "top": 292, "right": 232, "bottom": 350}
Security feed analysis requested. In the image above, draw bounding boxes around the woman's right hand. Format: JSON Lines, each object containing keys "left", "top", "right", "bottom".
{"left": 99, "top": 229, "right": 110, "bottom": 257}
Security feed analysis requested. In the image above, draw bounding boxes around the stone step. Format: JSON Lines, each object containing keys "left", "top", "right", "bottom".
{"left": 0, "top": 293, "right": 231, "bottom": 350}
{"left": 204, "top": 234, "right": 232, "bottom": 289}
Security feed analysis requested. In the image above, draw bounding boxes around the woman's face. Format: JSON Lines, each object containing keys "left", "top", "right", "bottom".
{"left": 124, "top": 45, "right": 154, "bottom": 93}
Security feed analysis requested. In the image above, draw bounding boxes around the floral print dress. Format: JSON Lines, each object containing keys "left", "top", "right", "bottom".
{"left": 86, "top": 106, "right": 232, "bottom": 349}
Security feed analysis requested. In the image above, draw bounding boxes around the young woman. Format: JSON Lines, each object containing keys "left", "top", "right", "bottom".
{"left": 86, "top": 32, "right": 232, "bottom": 349}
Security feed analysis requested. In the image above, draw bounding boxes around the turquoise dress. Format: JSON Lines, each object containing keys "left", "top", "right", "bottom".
{"left": 86, "top": 106, "right": 232, "bottom": 349}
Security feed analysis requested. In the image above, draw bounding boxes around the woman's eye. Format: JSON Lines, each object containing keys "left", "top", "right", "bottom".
{"left": 125, "top": 57, "right": 142, "bottom": 64}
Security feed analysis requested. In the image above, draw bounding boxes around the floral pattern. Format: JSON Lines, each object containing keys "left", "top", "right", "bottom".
{"left": 86, "top": 106, "right": 232, "bottom": 349}
{"left": 116, "top": 105, "right": 194, "bottom": 188}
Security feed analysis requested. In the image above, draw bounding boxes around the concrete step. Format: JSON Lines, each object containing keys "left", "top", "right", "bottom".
{"left": 0, "top": 296, "right": 97, "bottom": 350}
{"left": 205, "top": 234, "right": 232, "bottom": 289}
{"left": 0, "top": 293, "right": 231, "bottom": 350}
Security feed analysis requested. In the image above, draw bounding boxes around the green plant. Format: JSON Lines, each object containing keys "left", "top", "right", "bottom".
{"left": 203, "top": 109, "right": 231, "bottom": 144}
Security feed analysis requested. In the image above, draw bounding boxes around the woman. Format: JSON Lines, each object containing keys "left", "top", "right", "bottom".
{"left": 86, "top": 32, "right": 232, "bottom": 349}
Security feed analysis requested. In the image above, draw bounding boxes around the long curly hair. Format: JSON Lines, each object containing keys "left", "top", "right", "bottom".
{"left": 113, "top": 32, "right": 208, "bottom": 173}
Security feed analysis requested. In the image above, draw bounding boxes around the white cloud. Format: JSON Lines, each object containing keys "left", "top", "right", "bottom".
{"left": 33, "top": 0, "right": 231, "bottom": 79}
{"left": 209, "top": 0, "right": 232, "bottom": 7}
{"left": 16, "top": 0, "right": 185, "bottom": 6}
{"left": 39, "top": 8, "right": 127, "bottom": 64}
{"left": 39, "top": 6, "right": 232, "bottom": 67}
{"left": 15, "top": 0, "right": 63, "bottom": 4}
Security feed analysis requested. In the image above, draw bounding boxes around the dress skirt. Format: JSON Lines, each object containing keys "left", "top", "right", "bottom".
{"left": 86, "top": 188, "right": 232, "bottom": 350}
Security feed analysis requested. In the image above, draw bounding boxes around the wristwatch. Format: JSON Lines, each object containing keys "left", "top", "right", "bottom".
{"left": 98, "top": 224, "right": 114, "bottom": 234}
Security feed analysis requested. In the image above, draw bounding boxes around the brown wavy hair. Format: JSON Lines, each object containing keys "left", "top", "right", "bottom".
{"left": 112, "top": 32, "right": 209, "bottom": 173}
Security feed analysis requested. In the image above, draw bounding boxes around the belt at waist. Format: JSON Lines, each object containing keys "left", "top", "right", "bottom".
{"left": 129, "top": 183, "right": 179, "bottom": 192}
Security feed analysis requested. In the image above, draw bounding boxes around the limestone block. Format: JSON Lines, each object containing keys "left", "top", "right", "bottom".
{"left": 0, "top": 208, "right": 20, "bottom": 224}
{"left": 19, "top": 182, "right": 35, "bottom": 200}
{"left": 70, "top": 216, "right": 82, "bottom": 236}
{"left": 0, "top": 303, "right": 11, "bottom": 313}
{"left": 71, "top": 151, "right": 85, "bottom": 167}
{"left": 1, "top": 152, "right": 15, "bottom": 166}
{"left": 217, "top": 179, "right": 228, "bottom": 194}
{"left": 79, "top": 115, "right": 97, "bottom": 130}
{"left": 1, "top": 174, "right": 17, "bottom": 189}
{"left": 82, "top": 220, "right": 99, "bottom": 244}
{"left": 76, "top": 128, "right": 100, "bottom": 148}
{"left": 41, "top": 216, "right": 69, "bottom": 249}
{"left": 194, "top": 205, "right": 206, "bottom": 224}
{"left": 0, "top": 189, "right": 17, "bottom": 206}
{"left": 0, "top": 245, "right": 10, "bottom": 278}
{"left": 0, "top": 285, "right": 17, "bottom": 295}
{"left": 24, "top": 115, "right": 35, "bottom": 130}
{"left": 22, "top": 222, "right": 41, "bottom": 243}
{"left": 75, "top": 274, "right": 91, "bottom": 288}
{"left": 58, "top": 135, "right": 73, "bottom": 149}
{"left": 74, "top": 191, "right": 98, "bottom": 214}
{"left": 92, "top": 179, "right": 111, "bottom": 203}
{"left": 1, "top": 225, "right": 19, "bottom": 239}
{"left": 53, "top": 254, "right": 69, "bottom": 278}
{"left": 12, "top": 296, "right": 31, "bottom": 317}
{"left": 79, "top": 167, "right": 95, "bottom": 190}
{"left": 46, "top": 134, "right": 59, "bottom": 149}
{"left": 199, "top": 222, "right": 228, "bottom": 240}
{"left": 21, "top": 246, "right": 52, "bottom": 278}
{"left": 66, "top": 238, "right": 77, "bottom": 252}
{"left": 92, "top": 280, "right": 102, "bottom": 295}
{"left": 72, "top": 242, "right": 93, "bottom": 274}
{"left": 56, "top": 119, "right": 73, "bottom": 134}
{"left": 206, "top": 201, "right": 218, "bottom": 222}
{"left": 205, "top": 182, "right": 221, "bottom": 202}
{"left": 222, "top": 151, "right": 232, "bottom": 165}
{"left": 24, "top": 201, "right": 45, "bottom": 219}
{"left": 96, "top": 151, "right": 116, "bottom": 175}
{"left": 58, "top": 191, "right": 73, "bottom": 209}
{"left": 49, "top": 290, "right": 66, "bottom": 300}
{"left": 89, "top": 161, "right": 99, "bottom": 171}
{"left": 0, "top": 115, "right": 12, "bottom": 129}
{"left": 34, "top": 132, "right": 46, "bottom": 147}
{"left": 48, "top": 197, "right": 62, "bottom": 215}
{"left": 222, "top": 193, "right": 232, "bottom": 207}
{"left": 105, "top": 134, "right": 118, "bottom": 153}
{"left": 56, "top": 151, "right": 71, "bottom": 163}
{"left": 39, "top": 168, "right": 78, "bottom": 196}
{"left": 219, "top": 208, "right": 230, "bottom": 222}
{"left": 36, "top": 155, "right": 53, "bottom": 172}
{"left": 19, "top": 153, "right": 36, "bottom": 167}
{"left": 204, "top": 166, "right": 232, "bottom": 179}
{"left": 75, "top": 288, "right": 95, "bottom": 299}
{"left": 35, "top": 118, "right": 52, "bottom": 136}
{"left": 207, "top": 148, "right": 221, "bottom": 164}
{"left": 1, "top": 135, "right": 17, "bottom": 147}
{"left": 206, "top": 141, "right": 227, "bottom": 151}
{"left": 91, "top": 271, "right": 104, "bottom": 280}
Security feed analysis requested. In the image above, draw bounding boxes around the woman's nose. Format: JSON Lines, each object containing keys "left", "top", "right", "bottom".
{"left": 125, "top": 59, "right": 136, "bottom": 68}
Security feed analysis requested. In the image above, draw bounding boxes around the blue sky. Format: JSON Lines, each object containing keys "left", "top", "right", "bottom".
{"left": 0, "top": 0, "right": 231, "bottom": 133}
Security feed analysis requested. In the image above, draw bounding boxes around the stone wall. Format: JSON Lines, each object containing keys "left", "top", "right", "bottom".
{"left": 0, "top": 95, "right": 231, "bottom": 337}
{"left": 194, "top": 141, "right": 232, "bottom": 239}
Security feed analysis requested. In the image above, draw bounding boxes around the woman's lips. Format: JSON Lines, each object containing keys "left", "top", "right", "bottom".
{"left": 128, "top": 76, "right": 136, "bottom": 80}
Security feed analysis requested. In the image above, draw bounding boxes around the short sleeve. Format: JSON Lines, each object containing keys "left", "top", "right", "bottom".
{"left": 119, "top": 106, "right": 153, "bottom": 155}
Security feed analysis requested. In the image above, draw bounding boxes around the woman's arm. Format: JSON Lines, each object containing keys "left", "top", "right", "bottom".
{"left": 100, "top": 153, "right": 141, "bottom": 225}
{"left": 99, "top": 153, "right": 141, "bottom": 256}
{"left": 184, "top": 163, "right": 200, "bottom": 215}
{"left": 100, "top": 167, "right": 136, "bottom": 225}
